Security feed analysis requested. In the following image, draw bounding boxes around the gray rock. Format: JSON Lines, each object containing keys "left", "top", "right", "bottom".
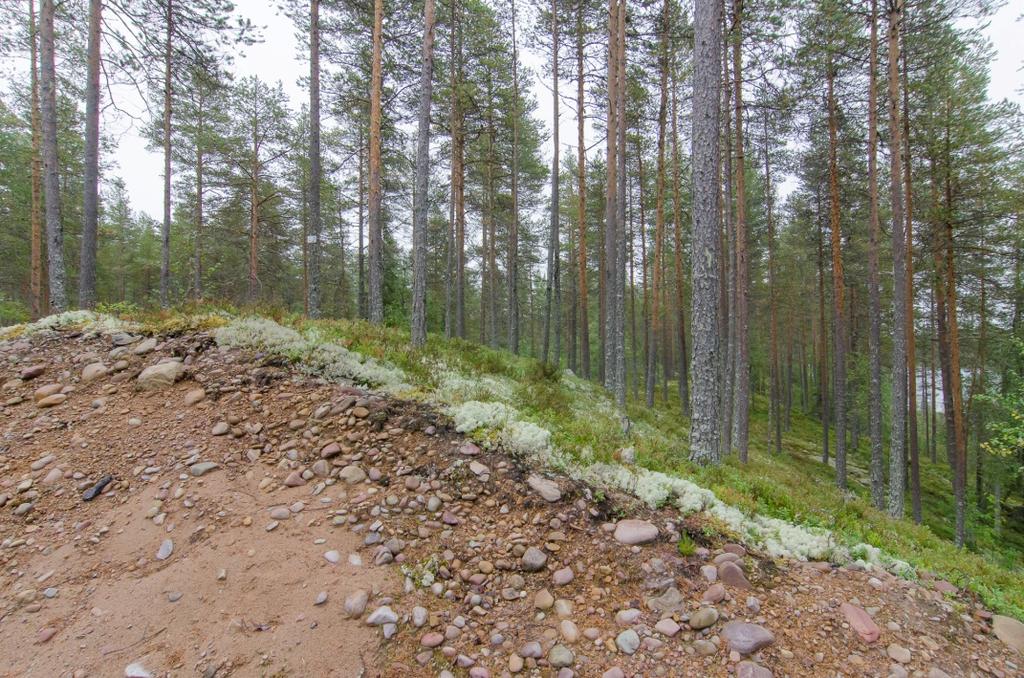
{"left": 136, "top": 361, "right": 184, "bottom": 390}
{"left": 189, "top": 462, "right": 219, "bottom": 477}
{"left": 365, "top": 606, "right": 397, "bottom": 625}
{"left": 688, "top": 606, "right": 719, "bottom": 630}
{"left": 615, "top": 629, "right": 640, "bottom": 655}
{"left": 993, "top": 615, "right": 1024, "bottom": 654}
{"left": 339, "top": 465, "right": 367, "bottom": 484}
{"left": 156, "top": 539, "right": 173, "bottom": 561}
{"left": 344, "top": 589, "right": 369, "bottom": 618}
{"left": 737, "top": 661, "right": 773, "bottom": 678}
{"left": 548, "top": 644, "right": 574, "bottom": 668}
{"left": 527, "top": 474, "right": 562, "bottom": 502}
{"left": 552, "top": 566, "right": 574, "bottom": 586}
{"left": 522, "top": 546, "right": 548, "bottom": 572}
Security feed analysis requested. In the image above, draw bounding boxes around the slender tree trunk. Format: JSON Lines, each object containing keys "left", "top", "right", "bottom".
{"left": 576, "top": 0, "right": 590, "bottom": 378}
{"left": 763, "top": 107, "right": 780, "bottom": 456}
{"left": 80, "top": 0, "right": 101, "bottom": 308}
{"left": 510, "top": 0, "right": 522, "bottom": 353}
{"left": 720, "top": 16, "right": 734, "bottom": 458}
{"left": 451, "top": 5, "right": 466, "bottom": 338}
{"left": 367, "top": 0, "right": 385, "bottom": 323}
{"left": 193, "top": 116, "right": 205, "bottom": 299}
{"left": 39, "top": 0, "right": 65, "bottom": 312}
{"left": 160, "top": 0, "right": 174, "bottom": 308}
{"left": 671, "top": 65, "right": 689, "bottom": 416}
{"left": 613, "top": 0, "right": 627, "bottom": 409}
{"left": 647, "top": 0, "right": 669, "bottom": 409}
{"left": 542, "top": 0, "right": 556, "bottom": 361}
{"left": 633, "top": 174, "right": 642, "bottom": 401}
{"left": 308, "top": 0, "right": 322, "bottom": 317}
{"left": 826, "top": 61, "right": 847, "bottom": 489}
{"left": 603, "top": 0, "right": 618, "bottom": 394}
{"left": 248, "top": 160, "right": 260, "bottom": 303}
{"left": 689, "top": 0, "right": 722, "bottom": 464}
{"left": 971, "top": 270, "right": 987, "bottom": 510}
{"left": 29, "top": 0, "right": 46, "bottom": 317}
{"left": 816, "top": 188, "right": 830, "bottom": 464}
{"left": 411, "top": 0, "right": 437, "bottom": 347}
{"left": 730, "top": 0, "right": 750, "bottom": 461}
{"left": 867, "top": 0, "right": 885, "bottom": 509}
{"left": 358, "top": 129, "right": 366, "bottom": 319}
{"left": 902, "top": 35, "right": 921, "bottom": 523}
{"left": 886, "top": 0, "right": 909, "bottom": 517}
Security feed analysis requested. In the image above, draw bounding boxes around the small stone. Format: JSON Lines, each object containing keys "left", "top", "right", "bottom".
{"left": 736, "top": 661, "right": 773, "bottom": 678}
{"left": 613, "top": 519, "right": 658, "bottom": 545}
{"left": 167, "top": 591, "right": 183, "bottom": 602}
{"left": 314, "top": 591, "right": 328, "bottom": 606}
{"left": 124, "top": 662, "right": 153, "bottom": 678}
{"left": 535, "top": 588, "right": 554, "bottom": 609}
{"left": 840, "top": 602, "right": 881, "bottom": 644}
{"left": 156, "top": 539, "right": 173, "bottom": 561}
{"left": 560, "top": 619, "right": 580, "bottom": 643}
{"left": 339, "top": 465, "right": 367, "bottom": 484}
{"left": 552, "top": 567, "right": 574, "bottom": 586}
{"left": 721, "top": 621, "right": 774, "bottom": 655}
{"left": 887, "top": 644, "right": 912, "bottom": 664}
{"left": 184, "top": 388, "right": 206, "bottom": 406}
{"left": 718, "top": 561, "right": 751, "bottom": 589}
{"left": 283, "top": 471, "right": 305, "bottom": 487}
{"left": 688, "top": 607, "right": 719, "bottom": 630}
{"left": 655, "top": 618, "right": 681, "bottom": 637}
{"left": 344, "top": 589, "right": 369, "bottom": 618}
{"left": 324, "top": 550, "right": 341, "bottom": 564}
{"left": 136, "top": 361, "right": 184, "bottom": 390}
{"left": 615, "top": 629, "right": 640, "bottom": 655}
{"left": 81, "top": 362, "right": 108, "bottom": 382}
{"left": 37, "top": 393, "right": 67, "bottom": 408}
{"left": 548, "top": 644, "right": 574, "bottom": 668}
{"left": 211, "top": 422, "right": 230, "bottom": 436}
{"left": 522, "top": 546, "right": 548, "bottom": 572}
{"left": 421, "top": 632, "right": 444, "bottom": 648}
{"left": 703, "top": 583, "right": 726, "bottom": 603}
{"left": 527, "top": 474, "right": 562, "bottom": 502}
{"left": 189, "top": 462, "right": 219, "bottom": 477}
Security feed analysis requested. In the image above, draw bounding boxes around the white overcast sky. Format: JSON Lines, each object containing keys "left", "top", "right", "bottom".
{"left": 92, "top": 0, "right": 1024, "bottom": 219}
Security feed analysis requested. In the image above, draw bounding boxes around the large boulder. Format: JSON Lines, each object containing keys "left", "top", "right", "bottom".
{"left": 993, "top": 615, "right": 1024, "bottom": 654}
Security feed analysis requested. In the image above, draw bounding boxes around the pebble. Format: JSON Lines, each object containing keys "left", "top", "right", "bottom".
{"left": 314, "top": 591, "right": 328, "bottom": 606}
{"left": 527, "top": 474, "right": 562, "bottom": 502}
{"left": 615, "top": 629, "right": 640, "bottom": 655}
{"left": 612, "top": 519, "right": 659, "bottom": 545}
{"left": 189, "top": 462, "right": 219, "bottom": 477}
{"left": 721, "top": 621, "right": 775, "bottom": 655}
{"left": 344, "top": 589, "right": 369, "bottom": 618}
{"left": 521, "top": 546, "right": 548, "bottom": 572}
{"left": 688, "top": 606, "right": 719, "bottom": 630}
{"left": 887, "top": 643, "right": 912, "bottom": 664}
{"left": 156, "top": 539, "right": 173, "bottom": 561}
{"left": 548, "top": 644, "right": 574, "bottom": 668}
{"left": 324, "top": 550, "right": 341, "bottom": 564}
{"left": 552, "top": 566, "right": 574, "bottom": 585}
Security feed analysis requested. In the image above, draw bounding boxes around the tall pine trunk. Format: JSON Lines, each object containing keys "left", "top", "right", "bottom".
{"left": 410, "top": 0, "right": 437, "bottom": 346}
{"left": 730, "top": 0, "right": 750, "bottom": 461}
{"left": 80, "top": 0, "right": 101, "bottom": 308}
{"left": 29, "top": 0, "right": 46, "bottom": 317}
{"left": 160, "top": 0, "right": 174, "bottom": 308}
{"left": 671, "top": 64, "right": 689, "bottom": 416}
{"left": 40, "top": 0, "right": 65, "bottom": 311}
{"left": 826, "top": 60, "right": 847, "bottom": 489}
{"left": 902, "top": 37, "right": 921, "bottom": 523}
{"left": 510, "top": 0, "right": 522, "bottom": 353}
{"left": 367, "top": 0, "right": 385, "bottom": 323}
{"left": 886, "top": 0, "right": 909, "bottom": 517}
{"left": 308, "top": 0, "right": 323, "bottom": 317}
{"left": 867, "top": 0, "right": 885, "bottom": 509}
{"left": 576, "top": 0, "right": 590, "bottom": 378}
{"left": 542, "top": 0, "right": 557, "bottom": 362}
{"left": 647, "top": 0, "right": 669, "bottom": 409}
{"left": 688, "top": 0, "right": 722, "bottom": 464}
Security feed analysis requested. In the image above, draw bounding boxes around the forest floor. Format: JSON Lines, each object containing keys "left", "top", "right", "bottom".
{"left": 1, "top": 314, "right": 1023, "bottom": 677}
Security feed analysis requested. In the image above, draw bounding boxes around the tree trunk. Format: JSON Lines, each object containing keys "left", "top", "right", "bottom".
{"left": 194, "top": 143, "right": 204, "bottom": 298}
{"left": 816, "top": 188, "right": 829, "bottom": 464}
{"left": 541, "top": 0, "right": 556, "bottom": 362}
{"left": 826, "top": 61, "right": 847, "bottom": 489}
{"left": 411, "top": 0, "right": 437, "bottom": 346}
{"left": 613, "top": 0, "right": 627, "bottom": 409}
{"left": 647, "top": 0, "right": 669, "bottom": 409}
{"left": 358, "top": 128, "right": 366, "bottom": 318}
{"left": 449, "top": 2, "right": 465, "bottom": 338}
{"left": 248, "top": 158, "right": 259, "bottom": 303}
{"left": 308, "top": 0, "right": 322, "bottom": 318}
{"left": 80, "top": 0, "right": 101, "bottom": 309}
{"left": 866, "top": 0, "right": 885, "bottom": 509}
{"left": 29, "top": 0, "right": 46, "bottom": 318}
{"left": 720, "top": 16, "right": 734, "bottom": 458}
{"left": 160, "top": 0, "right": 174, "bottom": 308}
{"left": 763, "top": 107, "right": 780, "bottom": 456}
{"left": 902, "top": 35, "right": 921, "bottom": 523}
{"left": 886, "top": 0, "right": 908, "bottom": 518}
{"left": 576, "top": 0, "right": 590, "bottom": 378}
{"left": 671, "top": 64, "right": 689, "bottom": 416}
{"left": 367, "top": 0, "right": 385, "bottom": 323}
{"left": 39, "top": 0, "right": 65, "bottom": 312}
{"left": 688, "top": 0, "right": 722, "bottom": 464}
{"left": 603, "top": 0, "right": 618, "bottom": 395}
{"left": 730, "top": 0, "right": 750, "bottom": 461}
{"left": 510, "top": 0, "right": 522, "bottom": 353}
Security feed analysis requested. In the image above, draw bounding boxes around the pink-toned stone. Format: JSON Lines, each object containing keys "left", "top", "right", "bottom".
{"left": 841, "top": 602, "right": 881, "bottom": 643}
{"left": 702, "top": 583, "right": 726, "bottom": 603}
{"left": 718, "top": 561, "right": 751, "bottom": 589}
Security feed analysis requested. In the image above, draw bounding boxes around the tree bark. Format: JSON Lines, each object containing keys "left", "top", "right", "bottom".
{"left": 411, "top": 0, "right": 437, "bottom": 346}
{"left": 613, "top": 0, "right": 626, "bottom": 408}
{"left": 160, "top": 0, "right": 174, "bottom": 308}
{"left": 671, "top": 63, "right": 689, "bottom": 416}
{"left": 542, "top": 0, "right": 556, "bottom": 362}
{"left": 763, "top": 107, "right": 780, "bottom": 456}
{"left": 308, "top": 0, "right": 323, "bottom": 317}
{"left": 886, "top": 0, "right": 909, "bottom": 518}
{"left": 510, "top": 0, "right": 522, "bottom": 354}
{"left": 816, "top": 185, "right": 829, "bottom": 464}
{"left": 730, "top": 0, "right": 749, "bottom": 460}
{"left": 689, "top": 0, "right": 722, "bottom": 464}
{"left": 367, "top": 0, "right": 385, "bottom": 323}
{"left": 603, "top": 0, "right": 618, "bottom": 394}
{"left": 867, "top": 0, "right": 885, "bottom": 509}
{"left": 902, "top": 34, "right": 920, "bottom": 523}
{"left": 647, "top": 0, "right": 669, "bottom": 409}
{"left": 39, "top": 0, "right": 65, "bottom": 312}
{"left": 29, "top": 0, "right": 46, "bottom": 318}
{"left": 80, "top": 0, "right": 101, "bottom": 309}
{"left": 826, "top": 60, "right": 847, "bottom": 489}
{"left": 576, "top": 0, "right": 590, "bottom": 378}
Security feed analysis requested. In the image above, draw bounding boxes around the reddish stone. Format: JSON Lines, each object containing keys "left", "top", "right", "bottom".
{"left": 841, "top": 602, "right": 881, "bottom": 643}
{"left": 718, "top": 561, "right": 751, "bottom": 589}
